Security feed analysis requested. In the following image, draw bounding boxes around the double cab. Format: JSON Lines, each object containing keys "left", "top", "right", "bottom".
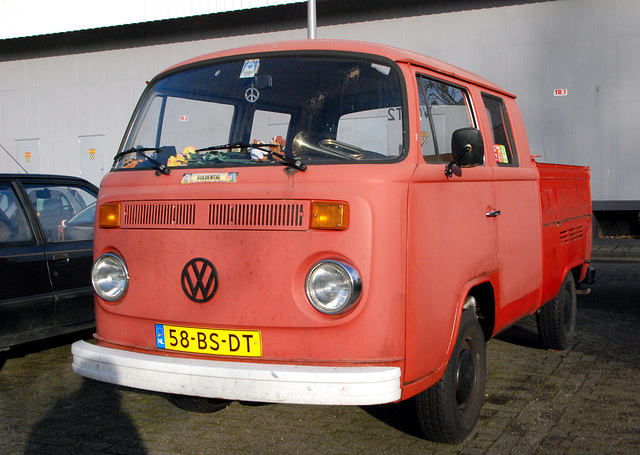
{"left": 72, "top": 40, "right": 592, "bottom": 443}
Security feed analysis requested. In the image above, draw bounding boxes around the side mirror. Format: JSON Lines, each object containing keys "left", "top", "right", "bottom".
{"left": 446, "top": 127, "right": 485, "bottom": 178}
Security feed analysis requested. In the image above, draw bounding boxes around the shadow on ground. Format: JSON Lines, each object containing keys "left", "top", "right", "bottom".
{"left": 23, "top": 378, "right": 146, "bottom": 455}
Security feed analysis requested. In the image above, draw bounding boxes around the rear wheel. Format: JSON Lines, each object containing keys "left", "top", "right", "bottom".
{"left": 536, "top": 272, "right": 576, "bottom": 350}
{"left": 415, "top": 310, "right": 487, "bottom": 443}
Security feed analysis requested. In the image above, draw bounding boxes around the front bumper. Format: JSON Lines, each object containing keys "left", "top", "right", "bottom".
{"left": 72, "top": 340, "right": 402, "bottom": 406}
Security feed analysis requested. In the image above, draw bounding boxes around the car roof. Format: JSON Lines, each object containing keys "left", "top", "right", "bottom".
{"left": 0, "top": 173, "right": 98, "bottom": 187}
{"left": 157, "top": 39, "right": 514, "bottom": 99}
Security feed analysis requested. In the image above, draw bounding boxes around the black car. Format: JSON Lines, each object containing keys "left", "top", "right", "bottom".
{"left": 0, "top": 174, "right": 98, "bottom": 350}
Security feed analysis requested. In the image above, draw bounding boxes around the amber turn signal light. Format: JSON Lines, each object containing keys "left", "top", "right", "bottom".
{"left": 99, "top": 203, "right": 121, "bottom": 228}
{"left": 310, "top": 201, "right": 349, "bottom": 230}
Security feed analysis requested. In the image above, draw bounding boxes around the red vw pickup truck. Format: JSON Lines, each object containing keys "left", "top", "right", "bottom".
{"left": 72, "top": 40, "right": 593, "bottom": 443}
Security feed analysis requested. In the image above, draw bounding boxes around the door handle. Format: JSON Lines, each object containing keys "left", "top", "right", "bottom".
{"left": 486, "top": 210, "right": 501, "bottom": 218}
{"left": 52, "top": 253, "right": 70, "bottom": 264}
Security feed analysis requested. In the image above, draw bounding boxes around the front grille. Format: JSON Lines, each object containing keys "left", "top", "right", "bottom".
{"left": 209, "top": 201, "right": 307, "bottom": 230}
{"left": 123, "top": 202, "right": 196, "bottom": 227}
{"left": 120, "top": 200, "right": 309, "bottom": 231}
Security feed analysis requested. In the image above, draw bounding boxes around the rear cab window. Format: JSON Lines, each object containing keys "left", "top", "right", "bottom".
{"left": 114, "top": 54, "right": 407, "bottom": 171}
{"left": 481, "top": 93, "right": 519, "bottom": 166}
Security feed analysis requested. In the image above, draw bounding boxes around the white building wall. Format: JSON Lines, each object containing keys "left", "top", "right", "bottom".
{"left": 0, "top": 0, "right": 306, "bottom": 39}
{"left": 1, "top": 0, "right": 639, "bottom": 204}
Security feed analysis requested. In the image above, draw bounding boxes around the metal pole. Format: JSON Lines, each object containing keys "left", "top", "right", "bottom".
{"left": 307, "top": 0, "right": 317, "bottom": 39}
{"left": 0, "top": 142, "right": 28, "bottom": 173}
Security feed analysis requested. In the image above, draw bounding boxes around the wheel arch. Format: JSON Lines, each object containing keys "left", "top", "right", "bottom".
{"left": 464, "top": 281, "right": 496, "bottom": 341}
{"left": 401, "top": 275, "right": 496, "bottom": 400}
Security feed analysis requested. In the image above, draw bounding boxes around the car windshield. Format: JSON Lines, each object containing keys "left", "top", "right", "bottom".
{"left": 114, "top": 54, "right": 406, "bottom": 171}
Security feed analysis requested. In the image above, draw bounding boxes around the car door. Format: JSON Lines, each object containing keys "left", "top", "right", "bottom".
{"left": 478, "top": 93, "right": 543, "bottom": 328}
{"left": 405, "top": 73, "right": 500, "bottom": 382}
{"left": 0, "top": 180, "right": 54, "bottom": 348}
{"left": 22, "top": 179, "right": 98, "bottom": 325}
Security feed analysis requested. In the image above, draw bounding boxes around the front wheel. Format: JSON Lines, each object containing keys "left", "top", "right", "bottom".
{"left": 415, "top": 310, "right": 487, "bottom": 444}
{"left": 536, "top": 272, "right": 576, "bottom": 350}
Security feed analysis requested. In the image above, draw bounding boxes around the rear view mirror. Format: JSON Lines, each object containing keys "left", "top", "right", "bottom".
{"left": 446, "top": 127, "right": 485, "bottom": 178}
{"left": 36, "top": 189, "right": 52, "bottom": 199}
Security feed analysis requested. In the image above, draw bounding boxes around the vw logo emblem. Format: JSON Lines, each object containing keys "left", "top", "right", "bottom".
{"left": 245, "top": 86, "right": 260, "bottom": 103}
{"left": 181, "top": 258, "right": 219, "bottom": 303}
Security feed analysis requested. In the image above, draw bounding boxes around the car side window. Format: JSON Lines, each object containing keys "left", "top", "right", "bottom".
{"left": 481, "top": 94, "right": 518, "bottom": 166}
{"left": 0, "top": 184, "right": 34, "bottom": 245}
{"left": 23, "top": 184, "right": 97, "bottom": 242}
{"left": 417, "top": 76, "right": 475, "bottom": 163}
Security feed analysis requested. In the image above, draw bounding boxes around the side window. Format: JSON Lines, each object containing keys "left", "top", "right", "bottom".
{"left": 482, "top": 94, "right": 518, "bottom": 166}
{"left": 418, "top": 76, "right": 475, "bottom": 163}
{"left": 0, "top": 184, "right": 34, "bottom": 245}
{"left": 24, "top": 184, "right": 97, "bottom": 243}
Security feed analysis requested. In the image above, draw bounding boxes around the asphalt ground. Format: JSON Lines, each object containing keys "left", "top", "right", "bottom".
{"left": 1, "top": 260, "right": 639, "bottom": 454}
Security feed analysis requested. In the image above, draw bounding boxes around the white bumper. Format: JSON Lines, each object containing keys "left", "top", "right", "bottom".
{"left": 71, "top": 340, "right": 402, "bottom": 406}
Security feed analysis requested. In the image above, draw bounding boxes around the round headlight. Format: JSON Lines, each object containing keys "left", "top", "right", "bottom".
{"left": 92, "top": 253, "right": 129, "bottom": 302}
{"left": 306, "top": 260, "right": 362, "bottom": 314}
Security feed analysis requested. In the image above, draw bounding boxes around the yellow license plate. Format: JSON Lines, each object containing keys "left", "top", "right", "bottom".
{"left": 155, "top": 324, "right": 262, "bottom": 357}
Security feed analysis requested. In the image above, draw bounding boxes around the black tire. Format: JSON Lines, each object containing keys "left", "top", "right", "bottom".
{"left": 415, "top": 310, "right": 487, "bottom": 444}
{"left": 168, "top": 395, "right": 232, "bottom": 413}
{"left": 536, "top": 272, "right": 576, "bottom": 350}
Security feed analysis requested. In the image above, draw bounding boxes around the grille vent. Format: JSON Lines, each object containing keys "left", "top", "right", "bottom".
{"left": 120, "top": 200, "right": 308, "bottom": 230}
{"left": 123, "top": 202, "right": 196, "bottom": 227}
{"left": 209, "top": 202, "right": 307, "bottom": 230}
{"left": 560, "top": 225, "right": 584, "bottom": 244}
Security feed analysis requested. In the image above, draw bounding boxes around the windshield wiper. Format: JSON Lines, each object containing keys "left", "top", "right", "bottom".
{"left": 113, "top": 147, "right": 171, "bottom": 176}
{"left": 195, "top": 142, "right": 257, "bottom": 153}
{"left": 269, "top": 149, "right": 307, "bottom": 172}
{"left": 196, "top": 143, "right": 307, "bottom": 172}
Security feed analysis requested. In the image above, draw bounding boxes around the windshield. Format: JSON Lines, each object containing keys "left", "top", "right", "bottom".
{"left": 114, "top": 54, "right": 406, "bottom": 171}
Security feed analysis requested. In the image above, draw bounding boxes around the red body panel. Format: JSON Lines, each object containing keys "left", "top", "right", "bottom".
{"left": 537, "top": 162, "right": 592, "bottom": 303}
{"left": 95, "top": 163, "right": 412, "bottom": 367}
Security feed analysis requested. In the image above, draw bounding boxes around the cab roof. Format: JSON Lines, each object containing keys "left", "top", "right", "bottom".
{"left": 157, "top": 39, "right": 515, "bottom": 99}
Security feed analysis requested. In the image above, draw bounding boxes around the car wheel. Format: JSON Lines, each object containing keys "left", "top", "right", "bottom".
{"left": 415, "top": 309, "right": 487, "bottom": 443}
{"left": 536, "top": 272, "right": 576, "bottom": 350}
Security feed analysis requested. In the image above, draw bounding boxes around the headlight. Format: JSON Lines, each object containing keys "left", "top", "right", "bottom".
{"left": 306, "top": 260, "right": 362, "bottom": 314}
{"left": 92, "top": 253, "right": 129, "bottom": 302}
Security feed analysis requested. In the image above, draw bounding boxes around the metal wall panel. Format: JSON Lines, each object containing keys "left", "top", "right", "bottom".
{"left": 78, "top": 135, "right": 106, "bottom": 186}
{"left": 15, "top": 139, "right": 41, "bottom": 174}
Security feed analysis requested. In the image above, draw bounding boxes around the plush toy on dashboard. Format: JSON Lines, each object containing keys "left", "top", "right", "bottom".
{"left": 167, "top": 146, "right": 196, "bottom": 167}
{"left": 250, "top": 136, "right": 286, "bottom": 161}
{"left": 120, "top": 158, "right": 145, "bottom": 168}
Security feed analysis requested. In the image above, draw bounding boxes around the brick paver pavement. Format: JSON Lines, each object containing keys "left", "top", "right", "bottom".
{"left": 1, "top": 261, "right": 639, "bottom": 454}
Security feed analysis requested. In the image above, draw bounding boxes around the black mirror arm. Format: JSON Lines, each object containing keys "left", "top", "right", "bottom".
{"left": 445, "top": 144, "right": 472, "bottom": 178}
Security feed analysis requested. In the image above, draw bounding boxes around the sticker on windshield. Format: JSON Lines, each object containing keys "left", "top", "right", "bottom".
{"left": 181, "top": 173, "right": 238, "bottom": 184}
{"left": 240, "top": 59, "right": 260, "bottom": 78}
{"left": 371, "top": 63, "right": 391, "bottom": 75}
